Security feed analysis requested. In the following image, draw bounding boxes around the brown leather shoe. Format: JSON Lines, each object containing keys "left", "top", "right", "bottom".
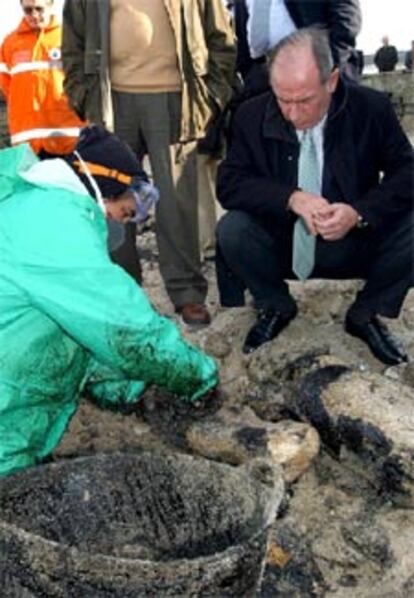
{"left": 176, "top": 303, "right": 211, "bottom": 327}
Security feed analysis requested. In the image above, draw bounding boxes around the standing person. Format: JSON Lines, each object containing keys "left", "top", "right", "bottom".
{"left": 61, "top": 0, "right": 236, "bottom": 326}
{"left": 197, "top": 0, "right": 237, "bottom": 261}
{"left": 197, "top": 149, "right": 222, "bottom": 261}
{"left": 233, "top": 0, "right": 362, "bottom": 95}
{"left": 404, "top": 40, "right": 414, "bottom": 71}
{"left": 216, "top": 28, "right": 413, "bottom": 363}
{"left": 374, "top": 36, "right": 399, "bottom": 72}
{"left": 0, "top": 126, "right": 219, "bottom": 477}
{"left": 0, "top": 0, "right": 84, "bottom": 157}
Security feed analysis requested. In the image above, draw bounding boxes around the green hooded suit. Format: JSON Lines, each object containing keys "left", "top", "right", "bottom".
{"left": 0, "top": 145, "right": 218, "bottom": 476}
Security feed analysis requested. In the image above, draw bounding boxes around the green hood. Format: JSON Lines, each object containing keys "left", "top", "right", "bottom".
{"left": 0, "top": 144, "right": 88, "bottom": 202}
{"left": 0, "top": 145, "right": 39, "bottom": 201}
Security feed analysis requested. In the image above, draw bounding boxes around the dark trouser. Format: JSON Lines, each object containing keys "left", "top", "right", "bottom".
{"left": 216, "top": 210, "right": 413, "bottom": 319}
{"left": 110, "top": 222, "right": 143, "bottom": 284}
{"left": 111, "top": 90, "right": 207, "bottom": 307}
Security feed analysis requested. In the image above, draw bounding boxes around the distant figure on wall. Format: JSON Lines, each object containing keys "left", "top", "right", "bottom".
{"left": 356, "top": 50, "right": 365, "bottom": 76}
{"left": 374, "top": 36, "right": 399, "bottom": 72}
{"left": 404, "top": 40, "right": 414, "bottom": 72}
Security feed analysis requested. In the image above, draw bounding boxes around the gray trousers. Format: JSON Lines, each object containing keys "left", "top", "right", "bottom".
{"left": 111, "top": 90, "right": 207, "bottom": 307}
{"left": 197, "top": 154, "right": 224, "bottom": 259}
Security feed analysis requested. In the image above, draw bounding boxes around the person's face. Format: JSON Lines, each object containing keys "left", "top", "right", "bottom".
{"left": 105, "top": 191, "right": 137, "bottom": 224}
{"left": 21, "top": 0, "right": 53, "bottom": 30}
{"left": 270, "top": 45, "right": 339, "bottom": 131}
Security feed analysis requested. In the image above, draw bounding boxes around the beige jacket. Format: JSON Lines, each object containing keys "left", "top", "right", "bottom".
{"left": 62, "top": 0, "right": 236, "bottom": 141}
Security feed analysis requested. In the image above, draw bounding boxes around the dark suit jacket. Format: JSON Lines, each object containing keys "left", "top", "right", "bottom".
{"left": 234, "top": 0, "right": 362, "bottom": 84}
{"left": 374, "top": 45, "right": 399, "bottom": 72}
{"left": 217, "top": 80, "right": 413, "bottom": 238}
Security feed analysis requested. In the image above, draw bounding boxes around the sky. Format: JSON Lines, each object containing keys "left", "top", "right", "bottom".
{"left": 0, "top": 0, "right": 413, "bottom": 54}
{"left": 357, "top": 0, "right": 413, "bottom": 54}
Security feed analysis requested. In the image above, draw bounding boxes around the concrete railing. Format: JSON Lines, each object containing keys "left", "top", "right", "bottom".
{"left": 362, "top": 71, "right": 414, "bottom": 143}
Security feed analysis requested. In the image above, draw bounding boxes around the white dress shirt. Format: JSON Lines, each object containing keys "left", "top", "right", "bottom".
{"left": 246, "top": 0, "right": 296, "bottom": 59}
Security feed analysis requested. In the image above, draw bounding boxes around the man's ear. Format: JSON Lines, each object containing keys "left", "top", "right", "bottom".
{"left": 327, "top": 67, "right": 340, "bottom": 93}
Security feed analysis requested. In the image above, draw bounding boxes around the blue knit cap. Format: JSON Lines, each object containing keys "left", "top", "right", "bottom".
{"left": 69, "top": 125, "right": 147, "bottom": 198}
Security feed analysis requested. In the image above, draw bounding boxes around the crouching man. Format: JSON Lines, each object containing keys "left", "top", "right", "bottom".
{"left": 216, "top": 28, "right": 413, "bottom": 363}
{"left": 0, "top": 126, "right": 218, "bottom": 476}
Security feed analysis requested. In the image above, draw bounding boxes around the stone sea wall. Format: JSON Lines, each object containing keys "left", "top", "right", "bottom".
{"left": 362, "top": 71, "right": 414, "bottom": 142}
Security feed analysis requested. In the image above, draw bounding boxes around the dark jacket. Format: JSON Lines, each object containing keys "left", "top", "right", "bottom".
{"left": 234, "top": 0, "right": 362, "bottom": 87}
{"left": 374, "top": 45, "right": 399, "bottom": 72}
{"left": 405, "top": 49, "right": 414, "bottom": 71}
{"left": 217, "top": 80, "right": 413, "bottom": 237}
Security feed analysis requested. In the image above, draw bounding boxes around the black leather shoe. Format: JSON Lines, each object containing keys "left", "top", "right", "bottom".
{"left": 345, "top": 314, "right": 408, "bottom": 366}
{"left": 243, "top": 307, "right": 297, "bottom": 354}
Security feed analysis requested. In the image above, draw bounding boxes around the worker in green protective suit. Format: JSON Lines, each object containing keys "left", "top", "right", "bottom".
{"left": 0, "top": 126, "right": 218, "bottom": 477}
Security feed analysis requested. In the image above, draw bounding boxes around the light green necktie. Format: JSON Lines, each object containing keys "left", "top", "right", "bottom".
{"left": 292, "top": 129, "right": 320, "bottom": 281}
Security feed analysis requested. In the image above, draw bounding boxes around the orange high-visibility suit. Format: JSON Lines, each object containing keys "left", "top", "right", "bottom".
{"left": 0, "top": 16, "right": 84, "bottom": 155}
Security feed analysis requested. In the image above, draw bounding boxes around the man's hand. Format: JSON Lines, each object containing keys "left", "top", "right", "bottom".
{"left": 288, "top": 190, "right": 331, "bottom": 236}
{"left": 313, "top": 203, "right": 360, "bottom": 241}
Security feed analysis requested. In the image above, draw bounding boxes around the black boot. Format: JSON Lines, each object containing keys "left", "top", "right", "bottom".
{"left": 243, "top": 307, "right": 297, "bottom": 354}
{"left": 345, "top": 313, "right": 408, "bottom": 365}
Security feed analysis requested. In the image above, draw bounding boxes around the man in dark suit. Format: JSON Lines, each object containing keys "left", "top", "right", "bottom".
{"left": 234, "top": 0, "right": 362, "bottom": 94}
{"left": 374, "top": 36, "right": 399, "bottom": 72}
{"left": 216, "top": 28, "right": 413, "bottom": 364}
{"left": 404, "top": 40, "right": 414, "bottom": 72}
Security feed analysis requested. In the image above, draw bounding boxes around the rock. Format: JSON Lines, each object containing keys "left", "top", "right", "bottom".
{"left": 279, "top": 448, "right": 414, "bottom": 598}
{"left": 246, "top": 346, "right": 348, "bottom": 387}
{"left": 186, "top": 411, "right": 268, "bottom": 465}
{"left": 186, "top": 406, "right": 320, "bottom": 483}
{"left": 203, "top": 331, "right": 232, "bottom": 359}
{"left": 241, "top": 352, "right": 351, "bottom": 424}
{"left": 243, "top": 382, "right": 288, "bottom": 422}
{"left": 266, "top": 420, "right": 320, "bottom": 483}
{"left": 260, "top": 524, "right": 327, "bottom": 597}
{"left": 293, "top": 364, "right": 414, "bottom": 506}
{"left": 340, "top": 518, "right": 394, "bottom": 567}
{"left": 402, "top": 306, "right": 414, "bottom": 330}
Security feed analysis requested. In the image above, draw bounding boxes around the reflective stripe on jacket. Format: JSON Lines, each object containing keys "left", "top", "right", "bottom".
{"left": 0, "top": 16, "right": 84, "bottom": 155}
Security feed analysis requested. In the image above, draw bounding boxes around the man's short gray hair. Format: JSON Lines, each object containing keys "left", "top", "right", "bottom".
{"left": 268, "top": 27, "right": 334, "bottom": 84}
